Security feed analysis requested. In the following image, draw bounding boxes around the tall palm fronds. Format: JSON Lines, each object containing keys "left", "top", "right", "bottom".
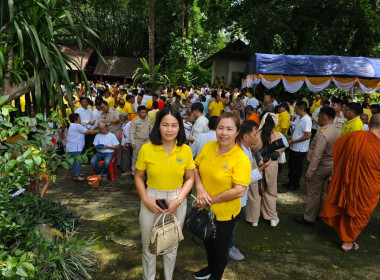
{"left": 132, "top": 58, "right": 169, "bottom": 90}
{"left": 0, "top": 0, "right": 103, "bottom": 113}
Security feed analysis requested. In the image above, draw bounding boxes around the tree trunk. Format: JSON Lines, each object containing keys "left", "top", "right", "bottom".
{"left": 148, "top": 0, "right": 155, "bottom": 80}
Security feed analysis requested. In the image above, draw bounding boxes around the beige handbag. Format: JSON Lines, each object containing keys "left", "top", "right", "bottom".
{"left": 148, "top": 213, "right": 184, "bottom": 255}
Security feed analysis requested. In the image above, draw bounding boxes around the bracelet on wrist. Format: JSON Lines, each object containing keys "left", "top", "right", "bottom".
{"left": 175, "top": 195, "right": 183, "bottom": 205}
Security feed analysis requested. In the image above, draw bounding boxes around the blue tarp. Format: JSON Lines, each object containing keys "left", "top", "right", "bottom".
{"left": 246, "top": 53, "right": 380, "bottom": 78}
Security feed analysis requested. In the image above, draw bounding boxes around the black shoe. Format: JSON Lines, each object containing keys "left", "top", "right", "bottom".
{"left": 194, "top": 267, "right": 212, "bottom": 280}
{"left": 293, "top": 216, "right": 314, "bottom": 226}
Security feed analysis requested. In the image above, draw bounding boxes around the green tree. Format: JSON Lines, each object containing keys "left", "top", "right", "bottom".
{"left": 0, "top": 0, "right": 101, "bottom": 112}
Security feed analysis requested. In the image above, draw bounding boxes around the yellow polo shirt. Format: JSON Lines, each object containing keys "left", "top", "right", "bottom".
{"left": 136, "top": 142, "right": 195, "bottom": 191}
{"left": 146, "top": 99, "right": 153, "bottom": 109}
{"left": 274, "top": 111, "right": 290, "bottom": 133}
{"left": 195, "top": 142, "right": 251, "bottom": 221}
{"left": 310, "top": 99, "right": 321, "bottom": 114}
{"left": 209, "top": 101, "right": 224, "bottom": 117}
{"left": 341, "top": 116, "right": 364, "bottom": 136}
{"left": 125, "top": 102, "right": 134, "bottom": 115}
{"left": 103, "top": 96, "right": 115, "bottom": 108}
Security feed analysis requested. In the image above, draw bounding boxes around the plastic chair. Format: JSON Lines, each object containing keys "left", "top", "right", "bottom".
{"left": 92, "top": 151, "right": 117, "bottom": 181}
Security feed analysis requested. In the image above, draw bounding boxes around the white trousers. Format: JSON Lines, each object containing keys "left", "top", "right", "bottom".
{"left": 139, "top": 187, "right": 187, "bottom": 280}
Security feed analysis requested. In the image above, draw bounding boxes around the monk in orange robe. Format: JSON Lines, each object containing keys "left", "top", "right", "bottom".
{"left": 320, "top": 114, "right": 380, "bottom": 251}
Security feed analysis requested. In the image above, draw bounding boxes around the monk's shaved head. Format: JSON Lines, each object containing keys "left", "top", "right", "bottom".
{"left": 369, "top": 114, "right": 380, "bottom": 129}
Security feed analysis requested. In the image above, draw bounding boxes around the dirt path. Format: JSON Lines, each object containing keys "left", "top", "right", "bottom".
{"left": 45, "top": 164, "right": 380, "bottom": 280}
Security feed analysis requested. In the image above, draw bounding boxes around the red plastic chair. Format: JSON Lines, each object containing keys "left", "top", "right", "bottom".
{"left": 92, "top": 151, "right": 117, "bottom": 181}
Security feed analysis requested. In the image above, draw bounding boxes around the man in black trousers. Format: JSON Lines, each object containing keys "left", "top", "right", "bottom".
{"left": 282, "top": 101, "right": 312, "bottom": 190}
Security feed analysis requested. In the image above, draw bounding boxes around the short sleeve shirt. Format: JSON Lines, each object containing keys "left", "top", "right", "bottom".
{"left": 195, "top": 142, "right": 251, "bottom": 221}
{"left": 209, "top": 101, "right": 224, "bottom": 117}
{"left": 291, "top": 114, "right": 312, "bottom": 152}
{"left": 93, "top": 132, "right": 119, "bottom": 153}
{"left": 274, "top": 111, "right": 290, "bottom": 133}
{"left": 136, "top": 142, "right": 195, "bottom": 191}
{"left": 66, "top": 123, "right": 87, "bottom": 152}
{"left": 341, "top": 116, "right": 364, "bottom": 136}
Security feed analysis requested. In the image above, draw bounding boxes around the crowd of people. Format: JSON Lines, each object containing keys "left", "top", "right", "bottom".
{"left": 10, "top": 81, "right": 380, "bottom": 280}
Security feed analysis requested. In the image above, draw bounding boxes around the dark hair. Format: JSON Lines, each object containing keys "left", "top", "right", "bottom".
{"left": 137, "top": 105, "right": 147, "bottom": 112}
{"left": 69, "top": 113, "right": 80, "bottom": 123}
{"left": 246, "top": 105, "right": 254, "bottom": 112}
{"left": 319, "top": 107, "right": 335, "bottom": 120}
{"left": 347, "top": 102, "right": 363, "bottom": 116}
{"left": 217, "top": 112, "right": 241, "bottom": 131}
{"left": 191, "top": 102, "right": 204, "bottom": 113}
{"left": 149, "top": 107, "right": 186, "bottom": 146}
{"left": 322, "top": 100, "right": 330, "bottom": 106}
{"left": 260, "top": 114, "right": 275, "bottom": 147}
{"left": 160, "top": 96, "right": 166, "bottom": 102}
{"left": 200, "top": 95, "right": 206, "bottom": 102}
{"left": 95, "top": 99, "right": 103, "bottom": 106}
{"left": 101, "top": 100, "right": 109, "bottom": 106}
{"left": 331, "top": 98, "right": 343, "bottom": 107}
{"left": 152, "top": 101, "right": 159, "bottom": 109}
{"left": 208, "top": 116, "right": 218, "bottom": 130}
{"left": 126, "top": 95, "right": 134, "bottom": 101}
{"left": 152, "top": 93, "right": 158, "bottom": 98}
{"left": 295, "top": 101, "right": 307, "bottom": 111}
{"left": 238, "top": 120, "right": 259, "bottom": 142}
{"left": 79, "top": 97, "right": 94, "bottom": 106}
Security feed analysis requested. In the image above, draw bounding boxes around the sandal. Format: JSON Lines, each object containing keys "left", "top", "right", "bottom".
{"left": 341, "top": 242, "right": 359, "bottom": 252}
{"left": 73, "top": 176, "right": 86, "bottom": 181}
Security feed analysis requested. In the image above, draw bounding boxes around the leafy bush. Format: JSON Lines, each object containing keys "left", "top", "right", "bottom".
{"left": 0, "top": 194, "right": 97, "bottom": 280}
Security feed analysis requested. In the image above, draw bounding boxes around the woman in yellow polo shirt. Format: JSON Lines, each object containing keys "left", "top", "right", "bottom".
{"left": 194, "top": 112, "right": 251, "bottom": 280}
{"left": 135, "top": 107, "right": 195, "bottom": 280}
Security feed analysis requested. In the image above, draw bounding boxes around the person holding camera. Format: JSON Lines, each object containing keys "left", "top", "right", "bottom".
{"left": 134, "top": 107, "right": 195, "bottom": 280}
{"left": 194, "top": 112, "right": 251, "bottom": 280}
{"left": 246, "top": 113, "right": 285, "bottom": 227}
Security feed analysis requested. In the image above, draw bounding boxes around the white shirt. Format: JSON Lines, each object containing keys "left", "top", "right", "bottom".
{"left": 241, "top": 145, "right": 263, "bottom": 207}
{"left": 142, "top": 95, "right": 152, "bottom": 106}
{"left": 205, "top": 95, "right": 211, "bottom": 103}
{"left": 191, "top": 94, "right": 200, "bottom": 103}
{"left": 311, "top": 107, "right": 321, "bottom": 130}
{"left": 190, "top": 115, "right": 209, "bottom": 140}
{"left": 191, "top": 130, "right": 217, "bottom": 158}
{"left": 121, "top": 122, "right": 131, "bottom": 145}
{"left": 93, "top": 132, "right": 119, "bottom": 153}
{"left": 291, "top": 114, "right": 312, "bottom": 152}
{"left": 364, "top": 123, "right": 369, "bottom": 131}
{"left": 92, "top": 108, "right": 102, "bottom": 126}
{"left": 133, "top": 102, "right": 142, "bottom": 113}
{"left": 247, "top": 97, "right": 259, "bottom": 109}
{"left": 66, "top": 123, "right": 87, "bottom": 152}
{"left": 75, "top": 106, "right": 96, "bottom": 129}
{"left": 184, "top": 122, "right": 193, "bottom": 138}
{"left": 273, "top": 100, "right": 279, "bottom": 107}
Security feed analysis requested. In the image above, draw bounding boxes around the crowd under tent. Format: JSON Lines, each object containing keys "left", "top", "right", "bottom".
{"left": 241, "top": 53, "right": 380, "bottom": 94}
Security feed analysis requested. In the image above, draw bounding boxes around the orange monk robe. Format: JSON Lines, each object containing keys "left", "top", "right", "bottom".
{"left": 247, "top": 113, "right": 260, "bottom": 126}
{"left": 320, "top": 131, "right": 380, "bottom": 242}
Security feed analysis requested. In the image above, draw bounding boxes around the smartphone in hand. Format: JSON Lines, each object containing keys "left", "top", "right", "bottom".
{"left": 156, "top": 199, "right": 168, "bottom": 210}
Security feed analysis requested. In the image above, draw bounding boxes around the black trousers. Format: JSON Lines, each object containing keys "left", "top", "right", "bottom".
{"left": 287, "top": 149, "right": 307, "bottom": 188}
{"left": 203, "top": 218, "right": 236, "bottom": 280}
{"left": 83, "top": 134, "right": 95, "bottom": 154}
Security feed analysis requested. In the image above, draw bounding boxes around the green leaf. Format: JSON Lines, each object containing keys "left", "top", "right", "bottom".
{"left": 32, "top": 155, "right": 42, "bottom": 166}
{"left": 0, "top": 95, "right": 9, "bottom": 106}
{"left": 16, "top": 267, "right": 28, "bottom": 277}
{"left": 5, "top": 160, "right": 18, "bottom": 173}
{"left": 8, "top": 0, "right": 14, "bottom": 23}
{"left": 61, "top": 161, "right": 69, "bottom": 169}
{"left": 22, "top": 262, "right": 34, "bottom": 271}
{"left": 0, "top": 130, "right": 8, "bottom": 141}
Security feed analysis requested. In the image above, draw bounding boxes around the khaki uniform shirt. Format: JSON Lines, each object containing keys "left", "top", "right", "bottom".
{"left": 306, "top": 124, "right": 340, "bottom": 176}
{"left": 130, "top": 116, "right": 151, "bottom": 145}
{"left": 101, "top": 108, "right": 121, "bottom": 135}
{"left": 333, "top": 111, "right": 346, "bottom": 132}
